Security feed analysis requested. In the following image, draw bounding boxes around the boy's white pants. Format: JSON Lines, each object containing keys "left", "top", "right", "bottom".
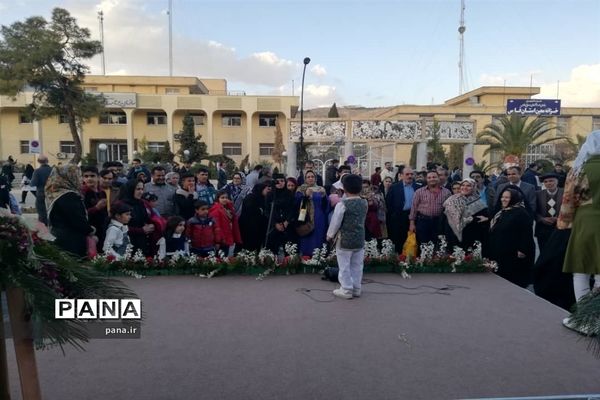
{"left": 336, "top": 248, "right": 365, "bottom": 291}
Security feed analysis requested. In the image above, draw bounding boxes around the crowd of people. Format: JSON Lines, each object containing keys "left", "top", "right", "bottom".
{"left": 0, "top": 142, "right": 597, "bottom": 310}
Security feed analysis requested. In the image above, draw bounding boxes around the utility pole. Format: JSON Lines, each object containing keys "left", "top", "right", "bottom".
{"left": 98, "top": 10, "right": 106, "bottom": 75}
{"left": 168, "top": 0, "right": 173, "bottom": 76}
{"left": 458, "top": 0, "right": 466, "bottom": 94}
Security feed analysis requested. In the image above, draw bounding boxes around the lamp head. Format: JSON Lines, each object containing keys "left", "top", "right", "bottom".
{"left": 98, "top": 143, "right": 107, "bottom": 151}
{"left": 183, "top": 149, "right": 190, "bottom": 156}
{"left": 303, "top": 57, "right": 311, "bottom": 65}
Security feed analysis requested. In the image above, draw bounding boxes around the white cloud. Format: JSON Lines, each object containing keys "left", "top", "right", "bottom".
{"left": 539, "top": 64, "right": 600, "bottom": 107}
{"left": 310, "top": 64, "right": 327, "bottom": 77}
{"left": 69, "top": 0, "right": 297, "bottom": 87}
{"left": 302, "top": 84, "right": 338, "bottom": 108}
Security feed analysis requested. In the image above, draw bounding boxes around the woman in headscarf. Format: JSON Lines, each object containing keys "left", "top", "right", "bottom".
{"left": 295, "top": 170, "right": 329, "bottom": 256}
{"left": 45, "top": 164, "right": 94, "bottom": 257}
{"left": 487, "top": 187, "right": 535, "bottom": 288}
{"left": 239, "top": 183, "right": 271, "bottom": 251}
{"left": 118, "top": 179, "right": 153, "bottom": 255}
{"left": 559, "top": 130, "right": 600, "bottom": 305}
{"left": 225, "top": 172, "right": 250, "bottom": 216}
{"left": 361, "top": 179, "right": 386, "bottom": 240}
{"left": 442, "top": 178, "right": 489, "bottom": 251}
{"left": 20, "top": 163, "right": 36, "bottom": 203}
{"left": 0, "top": 176, "right": 11, "bottom": 211}
{"left": 265, "top": 174, "right": 297, "bottom": 253}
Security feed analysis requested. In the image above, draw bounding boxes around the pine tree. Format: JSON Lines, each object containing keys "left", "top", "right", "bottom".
{"left": 328, "top": 102, "right": 340, "bottom": 118}
{"left": 159, "top": 141, "right": 175, "bottom": 163}
{"left": 0, "top": 8, "right": 105, "bottom": 164}
{"left": 177, "top": 114, "right": 208, "bottom": 162}
{"left": 448, "top": 144, "right": 464, "bottom": 171}
{"left": 271, "top": 121, "right": 285, "bottom": 168}
{"left": 138, "top": 137, "right": 159, "bottom": 164}
{"left": 409, "top": 143, "right": 418, "bottom": 168}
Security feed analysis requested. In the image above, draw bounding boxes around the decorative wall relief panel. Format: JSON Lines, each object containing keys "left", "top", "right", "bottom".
{"left": 290, "top": 121, "right": 346, "bottom": 139}
{"left": 351, "top": 120, "right": 421, "bottom": 140}
{"left": 425, "top": 120, "right": 474, "bottom": 140}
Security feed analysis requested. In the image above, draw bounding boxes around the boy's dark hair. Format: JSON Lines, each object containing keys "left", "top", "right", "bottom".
{"left": 81, "top": 165, "right": 98, "bottom": 175}
{"left": 151, "top": 165, "right": 165, "bottom": 174}
{"left": 375, "top": 167, "right": 381, "bottom": 172}
{"left": 180, "top": 172, "right": 195, "bottom": 180}
{"left": 254, "top": 165, "right": 263, "bottom": 171}
{"left": 132, "top": 158, "right": 142, "bottom": 163}
{"left": 338, "top": 165, "right": 351, "bottom": 174}
{"left": 216, "top": 189, "right": 228, "bottom": 199}
{"left": 99, "top": 169, "right": 114, "bottom": 178}
{"left": 142, "top": 192, "right": 158, "bottom": 202}
{"left": 197, "top": 167, "right": 209, "bottom": 174}
{"left": 341, "top": 174, "right": 362, "bottom": 195}
{"left": 194, "top": 200, "right": 209, "bottom": 209}
{"left": 111, "top": 201, "right": 132, "bottom": 218}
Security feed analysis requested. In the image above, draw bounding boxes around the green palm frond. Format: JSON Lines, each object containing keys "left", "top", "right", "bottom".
{"left": 477, "top": 114, "right": 568, "bottom": 160}
{"left": 568, "top": 291, "right": 600, "bottom": 357}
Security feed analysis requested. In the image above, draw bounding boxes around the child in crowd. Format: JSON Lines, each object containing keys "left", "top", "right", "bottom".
{"left": 157, "top": 216, "right": 189, "bottom": 260}
{"left": 186, "top": 200, "right": 220, "bottom": 257}
{"left": 326, "top": 174, "right": 368, "bottom": 299}
{"left": 142, "top": 192, "right": 166, "bottom": 256}
{"left": 103, "top": 202, "right": 133, "bottom": 260}
{"left": 209, "top": 190, "right": 241, "bottom": 257}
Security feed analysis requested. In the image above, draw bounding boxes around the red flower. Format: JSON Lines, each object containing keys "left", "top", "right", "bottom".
{"left": 106, "top": 254, "right": 116, "bottom": 262}
{"left": 465, "top": 255, "right": 473, "bottom": 262}
{"left": 398, "top": 254, "right": 407, "bottom": 262}
{"left": 301, "top": 255, "right": 311, "bottom": 261}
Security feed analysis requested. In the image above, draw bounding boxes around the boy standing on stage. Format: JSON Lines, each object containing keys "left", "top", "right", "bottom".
{"left": 326, "top": 174, "right": 368, "bottom": 299}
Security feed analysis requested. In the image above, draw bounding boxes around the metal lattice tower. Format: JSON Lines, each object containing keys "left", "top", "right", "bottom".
{"left": 98, "top": 10, "right": 105, "bottom": 75}
{"left": 458, "top": 0, "right": 466, "bottom": 94}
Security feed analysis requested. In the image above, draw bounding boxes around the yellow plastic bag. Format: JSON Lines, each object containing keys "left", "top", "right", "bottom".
{"left": 402, "top": 231, "right": 417, "bottom": 259}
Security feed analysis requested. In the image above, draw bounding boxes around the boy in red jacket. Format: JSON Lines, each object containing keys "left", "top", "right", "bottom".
{"left": 209, "top": 190, "right": 242, "bottom": 257}
{"left": 186, "top": 200, "right": 221, "bottom": 257}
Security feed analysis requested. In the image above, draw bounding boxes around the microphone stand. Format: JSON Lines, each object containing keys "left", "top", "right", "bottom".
{"left": 264, "top": 183, "right": 277, "bottom": 250}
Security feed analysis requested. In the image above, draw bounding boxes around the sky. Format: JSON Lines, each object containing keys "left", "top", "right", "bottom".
{"left": 0, "top": 0, "right": 599, "bottom": 109}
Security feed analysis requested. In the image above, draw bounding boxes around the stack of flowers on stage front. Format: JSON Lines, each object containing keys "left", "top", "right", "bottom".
{"left": 0, "top": 210, "right": 136, "bottom": 351}
{"left": 90, "top": 236, "right": 497, "bottom": 278}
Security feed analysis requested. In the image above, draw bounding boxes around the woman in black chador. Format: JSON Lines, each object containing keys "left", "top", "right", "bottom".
{"left": 488, "top": 187, "right": 535, "bottom": 288}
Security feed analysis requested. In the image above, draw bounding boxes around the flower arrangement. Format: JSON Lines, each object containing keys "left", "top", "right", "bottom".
{"left": 0, "top": 210, "right": 137, "bottom": 351}
{"left": 90, "top": 237, "right": 498, "bottom": 278}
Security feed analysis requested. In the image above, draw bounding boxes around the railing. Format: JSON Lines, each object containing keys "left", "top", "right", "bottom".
{"left": 208, "top": 90, "right": 247, "bottom": 96}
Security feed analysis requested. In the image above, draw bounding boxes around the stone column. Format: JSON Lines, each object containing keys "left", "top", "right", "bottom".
{"left": 344, "top": 140, "right": 353, "bottom": 161}
{"left": 205, "top": 110, "right": 213, "bottom": 155}
{"left": 286, "top": 141, "right": 297, "bottom": 177}
{"left": 246, "top": 112, "right": 253, "bottom": 164}
{"left": 166, "top": 110, "right": 175, "bottom": 151}
{"left": 125, "top": 109, "right": 135, "bottom": 162}
{"left": 416, "top": 142, "right": 428, "bottom": 170}
{"left": 463, "top": 143, "right": 474, "bottom": 176}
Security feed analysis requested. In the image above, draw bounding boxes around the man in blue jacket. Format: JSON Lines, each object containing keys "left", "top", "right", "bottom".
{"left": 385, "top": 167, "right": 417, "bottom": 253}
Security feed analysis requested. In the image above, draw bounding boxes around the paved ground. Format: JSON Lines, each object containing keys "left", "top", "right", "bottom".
{"left": 5, "top": 273, "right": 599, "bottom": 400}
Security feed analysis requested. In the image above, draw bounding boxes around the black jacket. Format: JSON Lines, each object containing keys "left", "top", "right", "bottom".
{"left": 49, "top": 192, "right": 94, "bottom": 257}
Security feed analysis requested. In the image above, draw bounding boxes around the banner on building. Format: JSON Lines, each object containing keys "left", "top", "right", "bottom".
{"left": 506, "top": 99, "right": 561, "bottom": 116}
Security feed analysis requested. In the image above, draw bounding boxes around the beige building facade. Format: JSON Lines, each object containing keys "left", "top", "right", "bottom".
{"left": 0, "top": 75, "right": 299, "bottom": 167}
{"left": 288, "top": 86, "right": 600, "bottom": 177}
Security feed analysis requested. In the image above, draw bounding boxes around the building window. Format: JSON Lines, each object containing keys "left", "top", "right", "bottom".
{"left": 524, "top": 144, "right": 556, "bottom": 165}
{"left": 58, "top": 114, "right": 69, "bottom": 124}
{"left": 165, "top": 88, "right": 180, "bottom": 94}
{"left": 20, "top": 140, "right": 30, "bottom": 154}
{"left": 19, "top": 112, "right": 32, "bottom": 124}
{"left": 99, "top": 111, "right": 127, "bottom": 125}
{"left": 592, "top": 117, "right": 600, "bottom": 131}
{"left": 189, "top": 113, "right": 205, "bottom": 126}
{"left": 259, "top": 114, "right": 278, "bottom": 127}
{"left": 259, "top": 143, "right": 274, "bottom": 156}
{"left": 222, "top": 142, "right": 242, "bottom": 156}
{"left": 557, "top": 117, "right": 570, "bottom": 136}
{"left": 60, "top": 141, "right": 76, "bottom": 154}
{"left": 222, "top": 113, "right": 242, "bottom": 127}
{"left": 148, "top": 142, "right": 165, "bottom": 153}
{"left": 147, "top": 112, "right": 167, "bottom": 125}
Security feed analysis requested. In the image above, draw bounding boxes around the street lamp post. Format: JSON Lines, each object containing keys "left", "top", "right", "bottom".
{"left": 299, "top": 57, "right": 311, "bottom": 167}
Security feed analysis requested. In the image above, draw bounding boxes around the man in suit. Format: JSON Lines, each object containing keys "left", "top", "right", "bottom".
{"left": 535, "top": 173, "right": 563, "bottom": 251}
{"left": 385, "top": 167, "right": 417, "bottom": 253}
{"left": 494, "top": 166, "right": 537, "bottom": 217}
